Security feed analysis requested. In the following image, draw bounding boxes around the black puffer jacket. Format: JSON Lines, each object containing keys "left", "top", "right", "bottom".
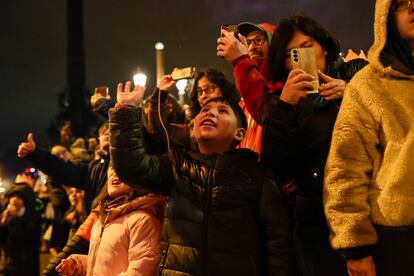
{"left": 261, "top": 97, "right": 338, "bottom": 223}
{"left": 261, "top": 59, "right": 368, "bottom": 224}
{"left": 109, "top": 106, "right": 296, "bottom": 276}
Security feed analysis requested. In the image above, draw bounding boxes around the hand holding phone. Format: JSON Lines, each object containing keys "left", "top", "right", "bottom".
{"left": 291, "top": 47, "right": 319, "bottom": 94}
{"left": 220, "top": 24, "right": 238, "bottom": 37}
{"left": 94, "top": 86, "right": 109, "bottom": 97}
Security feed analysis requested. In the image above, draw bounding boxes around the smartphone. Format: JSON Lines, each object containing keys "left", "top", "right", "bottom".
{"left": 94, "top": 86, "right": 109, "bottom": 96}
{"left": 291, "top": 47, "right": 319, "bottom": 94}
{"left": 171, "top": 67, "right": 196, "bottom": 81}
{"left": 220, "top": 24, "right": 238, "bottom": 37}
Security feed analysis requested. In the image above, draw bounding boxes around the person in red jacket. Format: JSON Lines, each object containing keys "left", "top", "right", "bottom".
{"left": 235, "top": 22, "right": 276, "bottom": 155}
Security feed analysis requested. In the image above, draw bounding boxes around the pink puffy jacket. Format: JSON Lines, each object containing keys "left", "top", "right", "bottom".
{"left": 68, "top": 193, "right": 165, "bottom": 276}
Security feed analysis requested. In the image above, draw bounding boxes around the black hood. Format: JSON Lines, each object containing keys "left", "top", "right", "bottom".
{"left": 6, "top": 183, "right": 37, "bottom": 212}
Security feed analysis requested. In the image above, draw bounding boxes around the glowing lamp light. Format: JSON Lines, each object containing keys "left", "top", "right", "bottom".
{"left": 155, "top": 42, "right": 164, "bottom": 50}
{"left": 133, "top": 73, "right": 147, "bottom": 87}
{"left": 176, "top": 79, "right": 188, "bottom": 95}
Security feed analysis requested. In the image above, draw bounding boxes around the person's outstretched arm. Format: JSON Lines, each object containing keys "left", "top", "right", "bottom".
{"left": 17, "top": 133, "right": 88, "bottom": 189}
{"left": 109, "top": 81, "right": 173, "bottom": 195}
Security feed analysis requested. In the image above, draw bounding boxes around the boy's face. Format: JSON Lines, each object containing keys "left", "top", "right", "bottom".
{"left": 193, "top": 101, "right": 243, "bottom": 152}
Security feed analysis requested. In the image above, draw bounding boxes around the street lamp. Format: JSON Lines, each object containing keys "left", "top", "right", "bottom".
{"left": 133, "top": 73, "right": 147, "bottom": 87}
{"left": 176, "top": 79, "right": 188, "bottom": 105}
{"left": 155, "top": 42, "right": 165, "bottom": 85}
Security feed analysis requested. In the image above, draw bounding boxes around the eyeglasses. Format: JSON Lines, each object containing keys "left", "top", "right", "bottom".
{"left": 196, "top": 84, "right": 217, "bottom": 97}
{"left": 246, "top": 35, "right": 266, "bottom": 47}
{"left": 392, "top": 0, "right": 413, "bottom": 12}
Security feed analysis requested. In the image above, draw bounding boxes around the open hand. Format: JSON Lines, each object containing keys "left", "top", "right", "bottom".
{"left": 17, "top": 133, "right": 36, "bottom": 158}
{"left": 318, "top": 70, "right": 346, "bottom": 101}
{"left": 116, "top": 81, "right": 146, "bottom": 106}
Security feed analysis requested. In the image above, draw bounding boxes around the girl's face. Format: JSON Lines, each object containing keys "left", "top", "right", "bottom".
{"left": 196, "top": 77, "right": 223, "bottom": 107}
{"left": 107, "top": 166, "right": 132, "bottom": 198}
{"left": 285, "top": 31, "right": 328, "bottom": 73}
{"left": 393, "top": 1, "right": 414, "bottom": 50}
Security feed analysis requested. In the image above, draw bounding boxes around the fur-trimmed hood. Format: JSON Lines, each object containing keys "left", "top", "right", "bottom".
{"left": 104, "top": 193, "right": 165, "bottom": 224}
{"left": 369, "top": 0, "right": 414, "bottom": 79}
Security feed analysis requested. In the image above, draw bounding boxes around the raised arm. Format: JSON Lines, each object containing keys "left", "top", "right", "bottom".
{"left": 109, "top": 82, "right": 173, "bottom": 195}
{"left": 17, "top": 133, "right": 87, "bottom": 189}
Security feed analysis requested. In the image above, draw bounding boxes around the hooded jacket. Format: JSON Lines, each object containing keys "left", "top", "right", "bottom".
{"left": 0, "top": 183, "right": 41, "bottom": 276}
{"left": 323, "top": 0, "right": 414, "bottom": 256}
{"left": 233, "top": 23, "right": 277, "bottom": 155}
{"left": 67, "top": 194, "right": 165, "bottom": 276}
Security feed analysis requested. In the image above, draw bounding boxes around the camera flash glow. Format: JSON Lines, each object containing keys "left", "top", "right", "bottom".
{"left": 133, "top": 73, "right": 147, "bottom": 87}
{"left": 155, "top": 42, "right": 164, "bottom": 50}
{"left": 176, "top": 79, "right": 188, "bottom": 94}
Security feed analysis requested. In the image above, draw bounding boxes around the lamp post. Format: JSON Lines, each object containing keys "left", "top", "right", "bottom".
{"left": 155, "top": 42, "right": 165, "bottom": 85}
{"left": 176, "top": 79, "right": 188, "bottom": 105}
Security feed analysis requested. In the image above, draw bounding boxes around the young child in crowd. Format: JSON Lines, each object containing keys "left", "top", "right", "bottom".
{"left": 0, "top": 183, "right": 41, "bottom": 276}
{"left": 55, "top": 165, "right": 164, "bottom": 276}
{"left": 109, "top": 81, "right": 296, "bottom": 275}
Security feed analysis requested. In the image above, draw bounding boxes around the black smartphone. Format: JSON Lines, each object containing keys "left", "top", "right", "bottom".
{"left": 220, "top": 24, "right": 238, "bottom": 37}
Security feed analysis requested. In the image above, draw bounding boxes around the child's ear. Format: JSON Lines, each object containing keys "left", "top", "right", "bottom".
{"left": 233, "top": 128, "right": 246, "bottom": 143}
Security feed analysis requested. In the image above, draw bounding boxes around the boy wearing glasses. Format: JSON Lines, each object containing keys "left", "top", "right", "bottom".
{"left": 324, "top": 0, "right": 414, "bottom": 275}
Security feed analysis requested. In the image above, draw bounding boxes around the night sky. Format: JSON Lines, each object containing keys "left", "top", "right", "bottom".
{"left": 0, "top": 0, "right": 375, "bottom": 180}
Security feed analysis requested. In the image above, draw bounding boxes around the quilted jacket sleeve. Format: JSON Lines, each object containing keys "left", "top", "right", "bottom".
{"left": 109, "top": 106, "right": 173, "bottom": 195}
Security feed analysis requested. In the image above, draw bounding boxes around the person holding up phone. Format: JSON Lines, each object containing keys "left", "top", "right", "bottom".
{"left": 217, "top": 22, "right": 276, "bottom": 156}
{"left": 219, "top": 15, "right": 368, "bottom": 276}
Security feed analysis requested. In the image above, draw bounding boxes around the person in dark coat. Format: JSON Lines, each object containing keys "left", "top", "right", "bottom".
{"left": 17, "top": 123, "right": 110, "bottom": 214}
{"left": 110, "top": 80, "right": 297, "bottom": 276}
{"left": 259, "top": 15, "right": 367, "bottom": 276}
{"left": 0, "top": 183, "right": 41, "bottom": 276}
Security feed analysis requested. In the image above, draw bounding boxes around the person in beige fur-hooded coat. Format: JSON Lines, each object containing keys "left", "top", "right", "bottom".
{"left": 323, "top": 0, "right": 414, "bottom": 275}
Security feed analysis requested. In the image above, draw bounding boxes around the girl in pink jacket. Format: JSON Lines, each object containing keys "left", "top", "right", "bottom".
{"left": 56, "top": 165, "right": 165, "bottom": 276}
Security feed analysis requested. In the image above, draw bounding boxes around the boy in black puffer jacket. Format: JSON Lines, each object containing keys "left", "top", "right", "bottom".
{"left": 110, "top": 83, "right": 297, "bottom": 276}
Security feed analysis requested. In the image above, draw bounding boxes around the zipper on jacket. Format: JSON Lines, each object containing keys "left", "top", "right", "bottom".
{"left": 202, "top": 158, "right": 216, "bottom": 276}
{"left": 89, "top": 217, "right": 107, "bottom": 275}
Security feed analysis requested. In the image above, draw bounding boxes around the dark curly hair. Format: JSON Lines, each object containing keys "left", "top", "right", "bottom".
{"left": 268, "top": 15, "right": 341, "bottom": 83}
{"left": 189, "top": 68, "right": 240, "bottom": 118}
